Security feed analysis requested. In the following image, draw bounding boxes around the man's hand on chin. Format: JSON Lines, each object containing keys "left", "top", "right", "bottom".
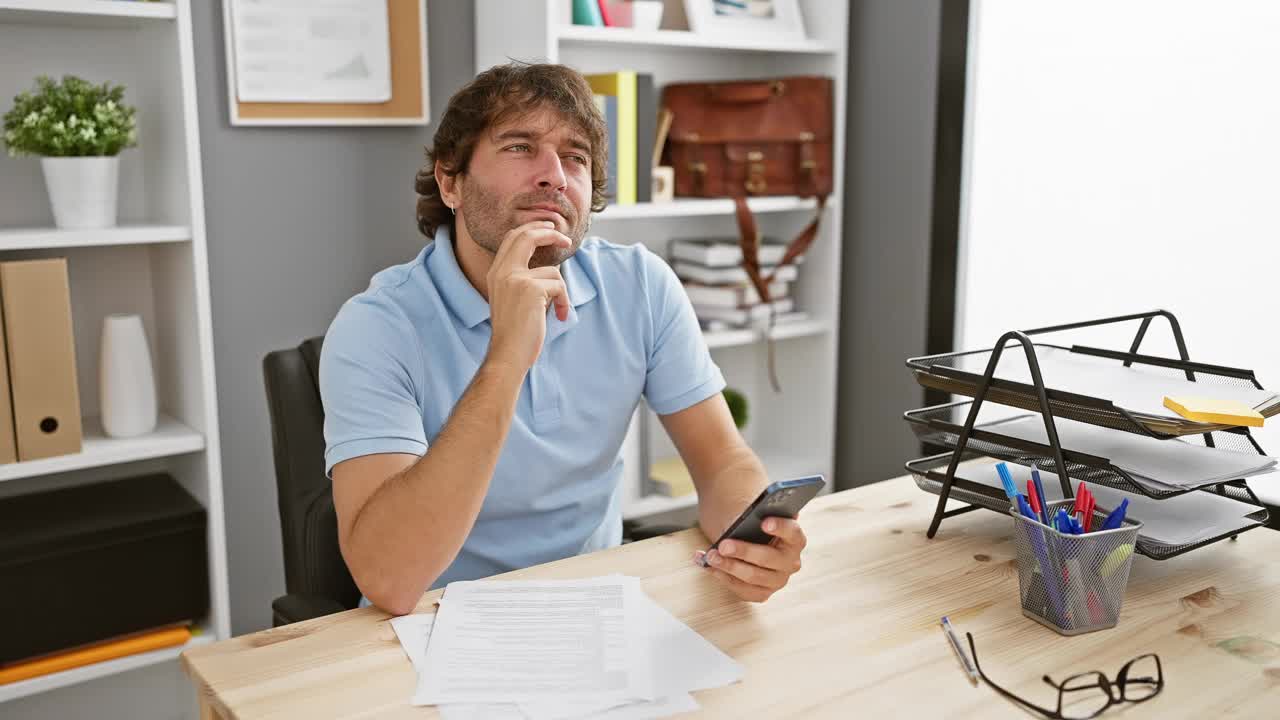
{"left": 692, "top": 517, "right": 807, "bottom": 603}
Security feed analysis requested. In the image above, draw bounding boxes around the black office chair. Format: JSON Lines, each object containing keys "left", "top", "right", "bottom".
{"left": 262, "top": 337, "right": 688, "bottom": 626}
{"left": 263, "top": 336, "right": 360, "bottom": 626}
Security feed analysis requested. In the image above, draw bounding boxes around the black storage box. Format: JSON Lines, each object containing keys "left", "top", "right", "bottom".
{"left": 0, "top": 473, "right": 209, "bottom": 665}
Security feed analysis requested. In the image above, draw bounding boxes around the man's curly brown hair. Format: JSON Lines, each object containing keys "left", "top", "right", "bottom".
{"left": 415, "top": 62, "right": 609, "bottom": 238}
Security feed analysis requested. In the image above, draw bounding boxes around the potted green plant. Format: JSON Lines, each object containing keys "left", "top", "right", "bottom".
{"left": 723, "top": 388, "right": 749, "bottom": 430}
{"left": 3, "top": 75, "right": 137, "bottom": 229}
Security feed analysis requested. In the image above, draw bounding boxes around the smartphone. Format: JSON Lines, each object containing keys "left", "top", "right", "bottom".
{"left": 702, "top": 475, "right": 826, "bottom": 564}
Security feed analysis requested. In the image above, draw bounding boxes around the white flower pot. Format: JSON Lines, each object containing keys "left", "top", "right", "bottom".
{"left": 40, "top": 156, "right": 120, "bottom": 229}
{"left": 100, "top": 314, "right": 158, "bottom": 438}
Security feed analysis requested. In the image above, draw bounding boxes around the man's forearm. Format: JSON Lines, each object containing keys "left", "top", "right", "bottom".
{"left": 696, "top": 446, "right": 771, "bottom": 543}
{"left": 344, "top": 360, "right": 525, "bottom": 612}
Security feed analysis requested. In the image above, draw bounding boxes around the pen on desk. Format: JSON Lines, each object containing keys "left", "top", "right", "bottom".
{"left": 940, "top": 616, "right": 979, "bottom": 686}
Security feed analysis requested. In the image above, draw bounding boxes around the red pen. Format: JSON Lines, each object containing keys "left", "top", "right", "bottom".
{"left": 1083, "top": 493, "right": 1096, "bottom": 533}
{"left": 1027, "top": 480, "right": 1041, "bottom": 517}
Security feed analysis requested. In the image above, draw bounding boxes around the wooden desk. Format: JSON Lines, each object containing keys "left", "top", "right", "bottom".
{"left": 181, "top": 476, "right": 1280, "bottom": 718}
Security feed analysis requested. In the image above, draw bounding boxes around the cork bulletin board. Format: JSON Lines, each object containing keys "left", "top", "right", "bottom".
{"left": 223, "top": 0, "right": 429, "bottom": 126}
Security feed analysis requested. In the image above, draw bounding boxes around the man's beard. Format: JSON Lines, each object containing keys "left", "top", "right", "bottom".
{"left": 459, "top": 175, "right": 589, "bottom": 268}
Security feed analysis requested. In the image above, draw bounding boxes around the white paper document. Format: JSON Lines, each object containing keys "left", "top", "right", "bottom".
{"left": 229, "top": 0, "right": 392, "bottom": 103}
{"left": 390, "top": 575, "right": 744, "bottom": 720}
{"left": 994, "top": 414, "right": 1277, "bottom": 490}
{"left": 418, "top": 576, "right": 653, "bottom": 706}
{"left": 975, "top": 463, "right": 1265, "bottom": 547}
{"left": 950, "top": 345, "right": 1280, "bottom": 420}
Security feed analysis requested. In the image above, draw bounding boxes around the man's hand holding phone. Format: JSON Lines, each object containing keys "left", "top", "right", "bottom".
{"left": 694, "top": 517, "right": 808, "bottom": 603}
{"left": 693, "top": 476, "right": 823, "bottom": 603}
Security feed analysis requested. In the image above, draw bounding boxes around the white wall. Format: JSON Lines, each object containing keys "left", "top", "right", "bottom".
{"left": 957, "top": 0, "right": 1280, "bottom": 490}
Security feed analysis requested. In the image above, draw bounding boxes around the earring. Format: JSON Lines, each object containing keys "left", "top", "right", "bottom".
{"left": 450, "top": 206, "right": 456, "bottom": 216}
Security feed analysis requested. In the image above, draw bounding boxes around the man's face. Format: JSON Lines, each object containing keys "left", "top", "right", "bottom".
{"left": 457, "top": 107, "right": 593, "bottom": 268}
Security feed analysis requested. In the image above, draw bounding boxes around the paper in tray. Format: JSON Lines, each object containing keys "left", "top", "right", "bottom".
{"left": 974, "top": 412, "right": 1276, "bottom": 490}
{"left": 924, "top": 457, "right": 1265, "bottom": 548}
{"left": 910, "top": 344, "right": 1280, "bottom": 437}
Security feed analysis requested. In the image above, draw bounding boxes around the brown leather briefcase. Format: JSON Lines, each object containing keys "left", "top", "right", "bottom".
{"left": 661, "top": 76, "right": 833, "bottom": 389}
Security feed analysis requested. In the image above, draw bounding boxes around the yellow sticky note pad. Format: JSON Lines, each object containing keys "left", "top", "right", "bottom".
{"left": 1163, "top": 395, "right": 1265, "bottom": 427}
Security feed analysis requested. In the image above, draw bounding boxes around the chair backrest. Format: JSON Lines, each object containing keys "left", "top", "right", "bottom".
{"left": 262, "top": 336, "right": 361, "bottom": 610}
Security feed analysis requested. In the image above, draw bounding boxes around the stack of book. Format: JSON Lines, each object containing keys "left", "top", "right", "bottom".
{"left": 587, "top": 71, "right": 657, "bottom": 206}
{"left": 669, "top": 238, "right": 806, "bottom": 328}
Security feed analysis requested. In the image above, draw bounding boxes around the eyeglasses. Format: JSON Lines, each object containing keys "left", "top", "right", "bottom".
{"left": 966, "top": 632, "right": 1163, "bottom": 720}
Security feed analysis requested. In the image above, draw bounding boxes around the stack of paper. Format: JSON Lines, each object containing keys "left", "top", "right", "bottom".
{"left": 924, "top": 345, "right": 1280, "bottom": 435}
{"left": 390, "top": 575, "right": 743, "bottom": 720}
{"left": 968, "top": 463, "right": 1266, "bottom": 548}
{"left": 992, "top": 414, "right": 1277, "bottom": 492}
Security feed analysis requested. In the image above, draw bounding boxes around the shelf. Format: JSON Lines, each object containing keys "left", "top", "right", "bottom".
{"left": 594, "top": 196, "right": 820, "bottom": 221}
{"left": 704, "top": 319, "right": 829, "bottom": 350}
{"left": 0, "top": 629, "right": 212, "bottom": 703}
{"left": 556, "top": 25, "right": 835, "bottom": 54}
{"left": 0, "top": 414, "right": 204, "bottom": 483}
{"left": 624, "top": 491, "right": 698, "bottom": 520}
{"left": 622, "top": 449, "right": 826, "bottom": 520}
{"left": 0, "top": 0, "right": 176, "bottom": 27}
{"left": 0, "top": 225, "right": 192, "bottom": 251}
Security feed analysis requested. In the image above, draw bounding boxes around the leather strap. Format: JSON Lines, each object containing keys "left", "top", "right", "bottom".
{"left": 732, "top": 195, "right": 827, "bottom": 392}
{"left": 733, "top": 195, "right": 827, "bottom": 305}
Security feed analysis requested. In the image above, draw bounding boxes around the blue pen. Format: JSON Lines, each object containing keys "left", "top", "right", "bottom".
{"left": 1017, "top": 496, "right": 1068, "bottom": 621}
{"left": 1100, "top": 498, "right": 1130, "bottom": 531}
{"left": 996, "top": 463, "right": 1018, "bottom": 500}
{"left": 1055, "top": 508, "right": 1071, "bottom": 534}
{"left": 1031, "top": 469, "right": 1050, "bottom": 526}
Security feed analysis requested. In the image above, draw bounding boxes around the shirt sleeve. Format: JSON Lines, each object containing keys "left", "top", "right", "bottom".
{"left": 319, "top": 294, "right": 428, "bottom": 477}
{"left": 640, "top": 247, "right": 727, "bottom": 415}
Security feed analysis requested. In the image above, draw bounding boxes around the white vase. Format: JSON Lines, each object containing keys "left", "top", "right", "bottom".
{"left": 100, "top": 314, "right": 158, "bottom": 438}
{"left": 40, "top": 156, "right": 120, "bottom": 229}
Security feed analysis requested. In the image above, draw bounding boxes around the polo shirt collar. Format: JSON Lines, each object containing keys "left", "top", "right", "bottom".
{"left": 427, "top": 226, "right": 598, "bottom": 330}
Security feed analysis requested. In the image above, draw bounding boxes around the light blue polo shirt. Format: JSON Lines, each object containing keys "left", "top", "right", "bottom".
{"left": 319, "top": 226, "right": 724, "bottom": 593}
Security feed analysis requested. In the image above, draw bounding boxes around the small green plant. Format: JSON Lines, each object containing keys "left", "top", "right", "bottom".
{"left": 723, "top": 388, "right": 749, "bottom": 430}
{"left": 3, "top": 75, "right": 137, "bottom": 158}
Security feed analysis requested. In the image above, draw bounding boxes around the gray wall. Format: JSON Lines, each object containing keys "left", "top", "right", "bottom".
{"left": 835, "top": 1, "right": 942, "bottom": 489}
{"left": 192, "top": 0, "right": 476, "bottom": 635}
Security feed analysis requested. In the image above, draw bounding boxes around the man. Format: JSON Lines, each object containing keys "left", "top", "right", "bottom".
{"left": 319, "top": 63, "right": 809, "bottom": 616}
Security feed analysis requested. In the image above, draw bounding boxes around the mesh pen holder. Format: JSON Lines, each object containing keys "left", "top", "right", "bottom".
{"left": 1011, "top": 499, "right": 1142, "bottom": 636}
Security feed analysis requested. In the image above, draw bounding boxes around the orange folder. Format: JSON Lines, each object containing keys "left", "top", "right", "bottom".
{"left": 0, "top": 625, "right": 191, "bottom": 685}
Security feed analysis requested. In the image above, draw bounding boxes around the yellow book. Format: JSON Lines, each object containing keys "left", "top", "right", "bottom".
{"left": 0, "top": 626, "right": 191, "bottom": 685}
{"left": 649, "top": 456, "right": 695, "bottom": 497}
{"left": 1163, "top": 395, "right": 1265, "bottom": 427}
{"left": 584, "top": 71, "right": 637, "bottom": 205}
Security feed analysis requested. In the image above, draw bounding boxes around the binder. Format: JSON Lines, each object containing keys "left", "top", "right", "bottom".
{"left": 593, "top": 93, "right": 619, "bottom": 205}
{"left": 635, "top": 72, "right": 655, "bottom": 203}
{"left": 0, "top": 259, "right": 83, "bottom": 461}
{"left": 585, "top": 71, "right": 637, "bottom": 205}
{"left": 0, "top": 296, "right": 15, "bottom": 465}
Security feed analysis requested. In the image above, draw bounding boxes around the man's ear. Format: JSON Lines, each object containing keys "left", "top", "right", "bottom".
{"left": 435, "top": 160, "right": 461, "bottom": 210}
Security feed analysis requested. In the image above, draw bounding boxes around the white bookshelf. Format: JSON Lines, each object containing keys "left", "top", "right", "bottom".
{"left": 0, "top": 0, "right": 176, "bottom": 26}
{"left": 0, "top": 225, "right": 192, "bottom": 251}
{"left": 0, "top": 630, "right": 213, "bottom": 704}
{"left": 594, "top": 195, "right": 823, "bottom": 220}
{"left": 555, "top": 24, "right": 835, "bottom": 54}
{"left": 0, "top": 0, "right": 229, "bottom": 715}
{"left": 476, "top": 0, "right": 848, "bottom": 521}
